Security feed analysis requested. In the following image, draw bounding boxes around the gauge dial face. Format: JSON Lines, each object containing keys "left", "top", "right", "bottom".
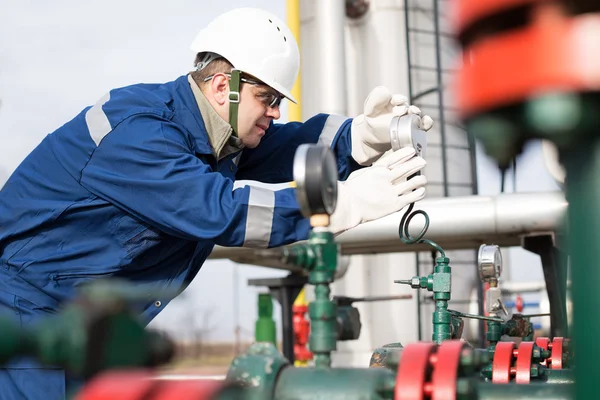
{"left": 478, "top": 244, "right": 503, "bottom": 281}
{"left": 293, "top": 144, "right": 338, "bottom": 217}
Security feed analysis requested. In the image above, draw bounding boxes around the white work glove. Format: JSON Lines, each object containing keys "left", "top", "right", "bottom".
{"left": 351, "top": 86, "right": 434, "bottom": 166}
{"left": 329, "top": 147, "right": 427, "bottom": 235}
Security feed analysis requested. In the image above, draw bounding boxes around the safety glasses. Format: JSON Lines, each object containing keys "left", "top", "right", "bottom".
{"left": 203, "top": 73, "right": 283, "bottom": 108}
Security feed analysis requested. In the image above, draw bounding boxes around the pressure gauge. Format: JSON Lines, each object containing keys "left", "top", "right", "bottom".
{"left": 477, "top": 244, "right": 502, "bottom": 282}
{"left": 389, "top": 113, "right": 427, "bottom": 160}
{"left": 293, "top": 144, "right": 338, "bottom": 218}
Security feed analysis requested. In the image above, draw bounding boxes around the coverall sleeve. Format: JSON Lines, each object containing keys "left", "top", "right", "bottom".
{"left": 79, "top": 115, "right": 310, "bottom": 248}
{"left": 236, "top": 113, "right": 361, "bottom": 183}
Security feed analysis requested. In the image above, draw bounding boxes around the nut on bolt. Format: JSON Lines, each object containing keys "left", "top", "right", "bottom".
{"left": 410, "top": 276, "right": 421, "bottom": 288}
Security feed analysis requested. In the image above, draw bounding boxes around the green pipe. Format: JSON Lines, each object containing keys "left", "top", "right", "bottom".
{"left": 282, "top": 229, "right": 338, "bottom": 368}
{"left": 307, "top": 229, "right": 338, "bottom": 368}
{"left": 563, "top": 135, "right": 600, "bottom": 400}
{"left": 432, "top": 256, "right": 452, "bottom": 343}
{"left": 473, "top": 381, "right": 573, "bottom": 400}
{"left": 255, "top": 293, "right": 276, "bottom": 345}
{"left": 274, "top": 367, "right": 395, "bottom": 400}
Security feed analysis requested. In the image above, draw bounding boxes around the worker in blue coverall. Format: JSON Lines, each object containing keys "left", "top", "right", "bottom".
{"left": 0, "top": 7, "right": 432, "bottom": 399}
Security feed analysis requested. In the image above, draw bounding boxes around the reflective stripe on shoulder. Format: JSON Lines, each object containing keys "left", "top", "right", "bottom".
{"left": 243, "top": 186, "right": 275, "bottom": 248}
{"left": 85, "top": 93, "right": 112, "bottom": 146}
{"left": 318, "top": 114, "right": 348, "bottom": 148}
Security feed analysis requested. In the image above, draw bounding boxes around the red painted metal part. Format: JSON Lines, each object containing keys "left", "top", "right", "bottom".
{"left": 76, "top": 372, "right": 156, "bottom": 400}
{"left": 492, "top": 342, "right": 516, "bottom": 383}
{"left": 551, "top": 337, "right": 564, "bottom": 369}
{"left": 76, "top": 371, "right": 229, "bottom": 400}
{"left": 293, "top": 304, "right": 313, "bottom": 362}
{"left": 535, "top": 337, "right": 551, "bottom": 366}
{"left": 396, "top": 342, "right": 436, "bottom": 400}
{"left": 431, "top": 341, "right": 464, "bottom": 400}
{"left": 535, "top": 337, "right": 550, "bottom": 350}
{"left": 515, "top": 295, "right": 524, "bottom": 313}
{"left": 456, "top": 6, "right": 600, "bottom": 119}
{"left": 152, "top": 380, "right": 228, "bottom": 400}
{"left": 515, "top": 342, "right": 534, "bottom": 384}
{"left": 453, "top": 0, "right": 551, "bottom": 35}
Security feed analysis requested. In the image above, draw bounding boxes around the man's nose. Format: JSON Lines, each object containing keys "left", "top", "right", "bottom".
{"left": 265, "top": 105, "right": 281, "bottom": 120}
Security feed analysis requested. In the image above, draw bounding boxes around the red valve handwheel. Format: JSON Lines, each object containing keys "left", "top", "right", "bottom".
{"left": 515, "top": 342, "right": 534, "bottom": 384}
{"left": 431, "top": 341, "right": 465, "bottom": 400}
{"left": 492, "top": 342, "right": 516, "bottom": 383}
{"left": 396, "top": 342, "right": 436, "bottom": 400}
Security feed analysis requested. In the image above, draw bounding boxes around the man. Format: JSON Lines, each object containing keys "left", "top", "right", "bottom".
{"left": 0, "top": 7, "right": 430, "bottom": 399}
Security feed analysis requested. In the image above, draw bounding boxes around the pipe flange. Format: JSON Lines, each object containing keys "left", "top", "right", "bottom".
{"left": 395, "top": 342, "right": 435, "bottom": 400}
{"left": 492, "top": 341, "right": 515, "bottom": 383}
{"left": 515, "top": 341, "right": 534, "bottom": 384}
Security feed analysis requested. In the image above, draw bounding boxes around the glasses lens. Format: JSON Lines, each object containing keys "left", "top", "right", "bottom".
{"left": 269, "top": 94, "right": 283, "bottom": 108}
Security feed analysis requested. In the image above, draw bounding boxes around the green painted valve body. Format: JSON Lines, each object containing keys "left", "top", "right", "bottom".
{"left": 398, "top": 256, "right": 452, "bottom": 344}
{"left": 281, "top": 228, "right": 338, "bottom": 368}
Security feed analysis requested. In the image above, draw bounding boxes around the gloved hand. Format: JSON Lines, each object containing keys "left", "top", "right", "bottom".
{"left": 351, "top": 86, "right": 434, "bottom": 166}
{"left": 329, "top": 147, "right": 427, "bottom": 235}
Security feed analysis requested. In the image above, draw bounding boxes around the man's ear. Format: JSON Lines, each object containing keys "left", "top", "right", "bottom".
{"left": 211, "top": 74, "right": 230, "bottom": 106}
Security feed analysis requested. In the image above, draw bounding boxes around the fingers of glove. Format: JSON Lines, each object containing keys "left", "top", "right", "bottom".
{"left": 391, "top": 93, "right": 409, "bottom": 106}
{"left": 408, "top": 105, "right": 422, "bottom": 115}
{"left": 395, "top": 187, "right": 426, "bottom": 208}
{"left": 373, "top": 147, "right": 416, "bottom": 168}
{"left": 394, "top": 175, "right": 427, "bottom": 196}
{"left": 420, "top": 115, "right": 434, "bottom": 131}
{"left": 392, "top": 104, "right": 409, "bottom": 117}
{"left": 364, "top": 86, "right": 392, "bottom": 117}
{"left": 392, "top": 104, "right": 422, "bottom": 117}
{"left": 388, "top": 156, "right": 427, "bottom": 181}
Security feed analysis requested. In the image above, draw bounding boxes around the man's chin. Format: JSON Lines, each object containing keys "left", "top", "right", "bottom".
{"left": 242, "top": 139, "right": 260, "bottom": 149}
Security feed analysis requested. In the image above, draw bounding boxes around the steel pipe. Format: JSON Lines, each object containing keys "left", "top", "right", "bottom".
{"left": 210, "top": 192, "right": 566, "bottom": 264}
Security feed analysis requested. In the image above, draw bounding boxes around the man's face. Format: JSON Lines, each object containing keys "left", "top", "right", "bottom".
{"left": 236, "top": 82, "right": 282, "bottom": 148}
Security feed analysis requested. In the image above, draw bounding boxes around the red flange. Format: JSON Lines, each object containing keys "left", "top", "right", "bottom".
{"left": 535, "top": 337, "right": 550, "bottom": 367}
{"left": 551, "top": 337, "right": 564, "bottom": 370}
{"left": 152, "top": 380, "right": 228, "bottom": 400}
{"left": 430, "top": 341, "right": 465, "bottom": 400}
{"left": 396, "top": 342, "right": 436, "bottom": 400}
{"left": 76, "top": 371, "right": 230, "bottom": 400}
{"left": 515, "top": 342, "right": 534, "bottom": 384}
{"left": 492, "top": 342, "right": 515, "bottom": 384}
{"left": 456, "top": 8, "right": 600, "bottom": 119}
{"left": 452, "top": 0, "right": 552, "bottom": 36}
{"left": 535, "top": 337, "right": 550, "bottom": 350}
{"left": 536, "top": 336, "right": 565, "bottom": 369}
{"left": 76, "top": 372, "right": 156, "bottom": 400}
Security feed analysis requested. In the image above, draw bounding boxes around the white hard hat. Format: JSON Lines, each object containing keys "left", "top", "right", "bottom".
{"left": 190, "top": 8, "right": 299, "bottom": 103}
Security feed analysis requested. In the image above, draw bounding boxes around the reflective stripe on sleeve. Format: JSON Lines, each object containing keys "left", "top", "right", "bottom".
{"left": 243, "top": 186, "right": 275, "bottom": 248}
{"left": 85, "top": 93, "right": 112, "bottom": 146}
{"left": 318, "top": 114, "right": 348, "bottom": 148}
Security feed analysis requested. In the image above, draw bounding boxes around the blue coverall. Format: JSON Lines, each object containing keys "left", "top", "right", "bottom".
{"left": 0, "top": 74, "right": 357, "bottom": 399}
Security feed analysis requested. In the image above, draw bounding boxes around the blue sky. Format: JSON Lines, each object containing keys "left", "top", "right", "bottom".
{"left": 0, "top": 0, "right": 560, "bottom": 341}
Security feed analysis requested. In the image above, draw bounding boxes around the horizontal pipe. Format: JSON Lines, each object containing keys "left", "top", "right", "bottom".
{"left": 501, "top": 281, "right": 547, "bottom": 294}
{"left": 210, "top": 192, "right": 566, "bottom": 267}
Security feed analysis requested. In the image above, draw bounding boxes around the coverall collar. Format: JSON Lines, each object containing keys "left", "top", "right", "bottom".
{"left": 187, "top": 75, "right": 244, "bottom": 160}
